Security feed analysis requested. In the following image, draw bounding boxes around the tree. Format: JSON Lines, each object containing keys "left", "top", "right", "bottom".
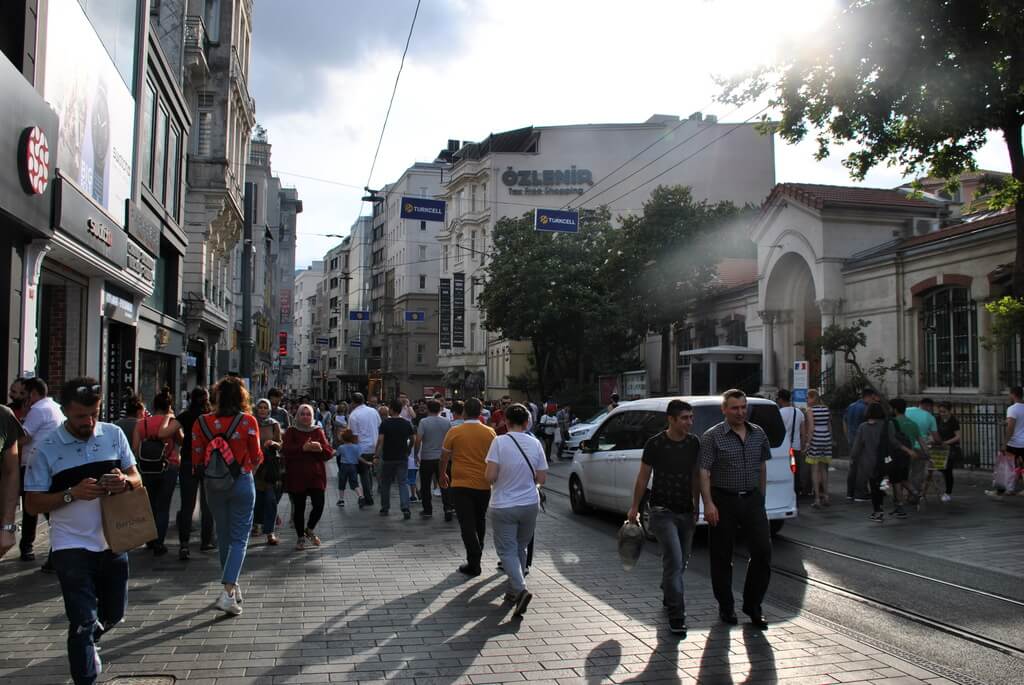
{"left": 603, "top": 186, "right": 742, "bottom": 393}
{"left": 720, "top": 1, "right": 1024, "bottom": 293}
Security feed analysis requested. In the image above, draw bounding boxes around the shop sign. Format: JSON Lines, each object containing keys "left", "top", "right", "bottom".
{"left": 19, "top": 126, "right": 50, "bottom": 195}
{"left": 126, "top": 201, "right": 160, "bottom": 256}
{"left": 534, "top": 208, "right": 579, "bottom": 234}
{"left": 405, "top": 311, "right": 425, "bottom": 322}
{"left": 399, "top": 196, "right": 446, "bottom": 223}
{"left": 621, "top": 370, "right": 647, "bottom": 400}
{"left": 103, "top": 290, "right": 137, "bottom": 325}
{"left": 185, "top": 354, "right": 197, "bottom": 368}
{"left": 501, "top": 165, "right": 594, "bottom": 197}
{"left": 57, "top": 179, "right": 128, "bottom": 265}
{"left": 452, "top": 273, "right": 465, "bottom": 348}
{"left": 156, "top": 327, "right": 171, "bottom": 349}
{"left": 126, "top": 240, "right": 155, "bottom": 282}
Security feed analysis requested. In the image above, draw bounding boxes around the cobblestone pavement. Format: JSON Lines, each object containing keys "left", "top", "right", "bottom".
{"left": 0, "top": 466, "right": 964, "bottom": 685}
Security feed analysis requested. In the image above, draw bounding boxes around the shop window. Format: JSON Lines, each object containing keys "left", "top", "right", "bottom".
{"left": 921, "top": 286, "right": 978, "bottom": 388}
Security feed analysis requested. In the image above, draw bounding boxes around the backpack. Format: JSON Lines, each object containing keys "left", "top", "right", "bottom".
{"left": 197, "top": 414, "right": 245, "bottom": 494}
{"left": 139, "top": 418, "right": 168, "bottom": 474}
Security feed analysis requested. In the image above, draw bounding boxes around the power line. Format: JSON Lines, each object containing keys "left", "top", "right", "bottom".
{"left": 364, "top": 0, "right": 421, "bottom": 190}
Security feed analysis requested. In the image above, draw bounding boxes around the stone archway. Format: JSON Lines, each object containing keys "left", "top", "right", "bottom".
{"left": 761, "top": 252, "right": 820, "bottom": 390}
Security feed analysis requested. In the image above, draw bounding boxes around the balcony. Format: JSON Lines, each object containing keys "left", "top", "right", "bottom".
{"left": 184, "top": 15, "right": 209, "bottom": 81}
{"left": 230, "top": 47, "right": 256, "bottom": 126}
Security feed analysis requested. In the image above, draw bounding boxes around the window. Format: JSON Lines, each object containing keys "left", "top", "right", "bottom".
{"left": 167, "top": 126, "right": 181, "bottom": 218}
{"left": 419, "top": 274, "right": 426, "bottom": 289}
{"left": 419, "top": 245, "right": 427, "bottom": 260}
{"left": 480, "top": 230, "right": 486, "bottom": 265}
{"left": 416, "top": 343, "right": 425, "bottom": 364}
{"left": 481, "top": 183, "right": 487, "bottom": 208}
{"left": 329, "top": 277, "right": 339, "bottom": 289}
{"left": 152, "top": 106, "right": 168, "bottom": 201}
{"left": 141, "top": 84, "right": 155, "bottom": 187}
{"left": 443, "top": 245, "right": 449, "bottom": 271}
{"left": 329, "top": 357, "right": 338, "bottom": 369}
{"left": 420, "top": 220, "right": 426, "bottom": 231}
{"left": 329, "top": 337, "right": 338, "bottom": 348}
{"left": 724, "top": 318, "right": 747, "bottom": 347}
{"left": 330, "top": 257, "right": 339, "bottom": 270}
{"left": 471, "top": 185, "right": 477, "bottom": 212}
{"left": 329, "top": 296, "right": 338, "bottom": 309}
{"left": 922, "top": 286, "right": 978, "bottom": 388}
{"left": 329, "top": 316, "right": 337, "bottom": 328}
{"left": 196, "top": 91, "right": 214, "bottom": 156}
{"left": 471, "top": 231, "right": 476, "bottom": 256}
{"left": 470, "top": 323, "right": 476, "bottom": 351}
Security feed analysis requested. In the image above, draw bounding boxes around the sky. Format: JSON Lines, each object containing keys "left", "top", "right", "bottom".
{"left": 250, "top": 0, "right": 1013, "bottom": 269}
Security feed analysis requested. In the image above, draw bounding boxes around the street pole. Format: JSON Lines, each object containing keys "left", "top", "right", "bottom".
{"left": 240, "top": 185, "right": 255, "bottom": 380}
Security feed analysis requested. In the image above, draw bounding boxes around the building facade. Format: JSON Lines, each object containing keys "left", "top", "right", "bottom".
{"left": 437, "top": 114, "right": 776, "bottom": 399}
{"left": 290, "top": 261, "right": 322, "bottom": 395}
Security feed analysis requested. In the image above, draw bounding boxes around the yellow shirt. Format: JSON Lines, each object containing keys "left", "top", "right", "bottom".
{"left": 443, "top": 420, "right": 496, "bottom": 490}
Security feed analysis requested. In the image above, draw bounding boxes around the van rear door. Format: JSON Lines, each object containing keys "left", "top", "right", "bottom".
{"left": 747, "top": 402, "right": 797, "bottom": 516}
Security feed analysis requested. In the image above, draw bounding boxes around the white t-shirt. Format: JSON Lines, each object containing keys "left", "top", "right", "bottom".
{"left": 21, "top": 397, "right": 65, "bottom": 468}
{"left": 1007, "top": 403, "right": 1024, "bottom": 448}
{"left": 439, "top": 408, "right": 453, "bottom": 421}
{"left": 348, "top": 404, "right": 382, "bottom": 454}
{"left": 779, "top": 406, "right": 805, "bottom": 451}
{"left": 486, "top": 432, "right": 548, "bottom": 509}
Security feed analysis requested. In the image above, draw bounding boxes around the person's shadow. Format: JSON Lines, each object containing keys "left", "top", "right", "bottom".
{"left": 583, "top": 638, "right": 624, "bottom": 684}
{"left": 740, "top": 623, "right": 777, "bottom": 684}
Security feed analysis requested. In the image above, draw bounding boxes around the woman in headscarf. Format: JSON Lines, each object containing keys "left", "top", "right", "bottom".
{"left": 253, "top": 399, "right": 284, "bottom": 545}
{"left": 281, "top": 404, "right": 332, "bottom": 550}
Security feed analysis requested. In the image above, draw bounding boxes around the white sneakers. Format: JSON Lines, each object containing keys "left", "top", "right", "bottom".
{"left": 940, "top": 493, "right": 952, "bottom": 503}
{"left": 215, "top": 589, "right": 243, "bottom": 616}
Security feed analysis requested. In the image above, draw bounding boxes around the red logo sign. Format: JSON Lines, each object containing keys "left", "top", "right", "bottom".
{"left": 18, "top": 126, "right": 50, "bottom": 195}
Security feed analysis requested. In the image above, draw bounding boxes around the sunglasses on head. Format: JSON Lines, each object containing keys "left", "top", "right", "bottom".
{"left": 75, "top": 384, "right": 101, "bottom": 396}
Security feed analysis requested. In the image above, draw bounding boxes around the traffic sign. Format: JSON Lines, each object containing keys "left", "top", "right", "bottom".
{"left": 405, "top": 311, "right": 425, "bottom": 322}
{"left": 349, "top": 310, "right": 370, "bottom": 320}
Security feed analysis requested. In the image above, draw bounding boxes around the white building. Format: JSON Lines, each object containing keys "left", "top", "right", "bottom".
{"left": 437, "top": 113, "right": 776, "bottom": 399}
{"left": 290, "top": 261, "right": 323, "bottom": 395}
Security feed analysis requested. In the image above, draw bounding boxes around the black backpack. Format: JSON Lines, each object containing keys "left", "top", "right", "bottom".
{"left": 138, "top": 419, "right": 168, "bottom": 474}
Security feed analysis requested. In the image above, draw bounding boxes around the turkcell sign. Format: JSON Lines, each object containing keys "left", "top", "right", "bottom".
{"left": 400, "top": 196, "right": 446, "bottom": 223}
{"left": 349, "top": 310, "right": 370, "bottom": 321}
{"left": 534, "top": 208, "right": 579, "bottom": 233}
{"left": 405, "top": 311, "right": 425, "bottom": 322}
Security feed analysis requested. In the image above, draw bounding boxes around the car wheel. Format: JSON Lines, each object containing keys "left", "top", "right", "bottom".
{"left": 569, "top": 475, "right": 590, "bottom": 514}
{"left": 770, "top": 520, "right": 784, "bottom": 537}
{"left": 639, "top": 493, "right": 657, "bottom": 541}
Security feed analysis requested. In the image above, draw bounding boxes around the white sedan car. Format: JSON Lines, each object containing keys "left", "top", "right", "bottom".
{"left": 567, "top": 396, "right": 798, "bottom": 538}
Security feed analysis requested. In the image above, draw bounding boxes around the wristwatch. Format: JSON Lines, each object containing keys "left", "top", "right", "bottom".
{"left": 0, "top": 523, "right": 17, "bottom": 534}
{"left": 63, "top": 488, "right": 74, "bottom": 504}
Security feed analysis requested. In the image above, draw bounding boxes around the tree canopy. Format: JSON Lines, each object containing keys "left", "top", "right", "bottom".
{"left": 720, "top": 0, "right": 1024, "bottom": 293}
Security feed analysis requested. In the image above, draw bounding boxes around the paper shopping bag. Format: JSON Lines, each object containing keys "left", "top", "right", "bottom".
{"left": 101, "top": 486, "right": 157, "bottom": 554}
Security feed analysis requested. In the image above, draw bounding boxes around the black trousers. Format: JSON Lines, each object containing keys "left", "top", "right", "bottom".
{"left": 358, "top": 456, "right": 375, "bottom": 504}
{"left": 708, "top": 488, "right": 772, "bottom": 614}
{"left": 19, "top": 466, "right": 38, "bottom": 555}
{"left": 289, "top": 489, "right": 326, "bottom": 536}
{"left": 419, "top": 459, "right": 441, "bottom": 514}
{"left": 451, "top": 487, "right": 491, "bottom": 568}
{"left": 177, "top": 463, "right": 214, "bottom": 547}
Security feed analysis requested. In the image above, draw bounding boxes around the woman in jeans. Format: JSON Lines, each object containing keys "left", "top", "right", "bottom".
{"left": 132, "top": 389, "right": 182, "bottom": 556}
{"left": 282, "top": 404, "right": 332, "bottom": 550}
{"left": 849, "top": 402, "right": 889, "bottom": 522}
{"left": 190, "top": 377, "right": 263, "bottom": 616}
{"left": 484, "top": 403, "right": 547, "bottom": 617}
{"left": 253, "top": 399, "right": 284, "bottom": 544}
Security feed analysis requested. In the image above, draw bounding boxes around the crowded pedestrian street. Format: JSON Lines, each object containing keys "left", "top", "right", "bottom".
{"left": 1, "top": 455, "right": 1019, "bottom": 685}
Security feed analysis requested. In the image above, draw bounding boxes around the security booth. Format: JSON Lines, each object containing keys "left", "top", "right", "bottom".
{"left": 679, "top": 346, "right": 762, "bottom": 396}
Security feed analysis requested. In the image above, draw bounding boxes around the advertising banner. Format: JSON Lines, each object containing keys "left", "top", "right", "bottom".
{"left": 350, "top": 340, "right": 362, "bottom": 348}
{"left": 349, "top": 310, "right": 370, "bottom": 320}
{"left": 534, "top": 208, "right": 579, "bottom": 233}
{"left": 452, "top": 273, "right": 465, "bottom": 348}
{"left": 439, "top": 278, "right": 451, "bottom": 350}
{"left": 792, "top": 360, "right": 809, "bottom": 407}
{"left": 405, "top": 311, "right": 425, "bottom": 322}
{"left": 45, "top": 0, "right": 135, "bottom": 221}
{"left": 400, "top": 196, "right": 446, "bottom": 223}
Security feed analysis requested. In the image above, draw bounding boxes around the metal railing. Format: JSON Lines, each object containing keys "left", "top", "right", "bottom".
{"left": 230, "top": 47, "right": 256, "bottom": 118}
{"left": 949, "top": 401, "right": 1005, "bottom": 469}
{"left": 184, "top": 15, "right": 207, "bottom": 52}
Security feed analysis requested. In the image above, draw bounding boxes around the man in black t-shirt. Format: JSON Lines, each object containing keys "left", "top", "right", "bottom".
{"left": 374, "top": 399, "right": 416, "bottom": 518}
{"left": 628, "top": 399, "right": 700, "bottom": 636}
{"left": 0, "top": 404, "right": 24, "bottom": 559}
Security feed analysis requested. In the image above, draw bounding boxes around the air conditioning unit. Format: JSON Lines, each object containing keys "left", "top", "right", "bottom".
{"left": 913, "top": 217, "right": 940, "bottom": 236}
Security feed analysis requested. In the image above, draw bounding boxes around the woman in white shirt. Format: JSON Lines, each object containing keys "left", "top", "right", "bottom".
{"left": 485, "top": 403, "right": 547, "bottom": 617}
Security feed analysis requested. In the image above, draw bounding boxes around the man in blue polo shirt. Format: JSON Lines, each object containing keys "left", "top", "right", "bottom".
{"left": 24, "top": 378, "right": 140, "bottom": 685}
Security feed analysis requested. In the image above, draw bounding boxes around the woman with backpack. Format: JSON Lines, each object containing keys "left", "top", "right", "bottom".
{"left": 253, "top": 399, "right": 284, "bottom": 545}
{"left": 282, "top": 404, "right": 332, "bottom": 550}
{"left": 132, "top": 389, "right": 182, "bottom": 556}
{"left": 190, "top": 377, "right": 263, "bottom": 617}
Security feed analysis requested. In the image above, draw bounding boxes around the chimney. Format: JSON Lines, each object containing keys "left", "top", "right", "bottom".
{"left": 688, "top": 111, "right": 703, "bottom": 121}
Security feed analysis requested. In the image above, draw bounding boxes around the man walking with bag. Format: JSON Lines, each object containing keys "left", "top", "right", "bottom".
{"left": 628, "top": 400, "right": 700, "bottom": 636}
{"left": 23, "top": 378, "right": 141, "bottom": 685}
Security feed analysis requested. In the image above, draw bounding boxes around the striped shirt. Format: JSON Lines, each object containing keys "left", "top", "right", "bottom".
{"left": 699, "top": 421, "right": 771, "bottom": 492}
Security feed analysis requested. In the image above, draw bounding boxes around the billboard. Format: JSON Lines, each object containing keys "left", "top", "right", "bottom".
{"left": 45, "top": 0, "right": 135, "bottom": 220}
{"left": 400, "top": 196, "right": 446, "bottom": 222}
{"left": 534, "top": 208, "right": 579, "bottom": 233}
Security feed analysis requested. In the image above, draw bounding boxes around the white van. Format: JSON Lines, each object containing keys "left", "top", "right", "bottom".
{"left": 567, "top": 396, "right": 798, "bottom": 536}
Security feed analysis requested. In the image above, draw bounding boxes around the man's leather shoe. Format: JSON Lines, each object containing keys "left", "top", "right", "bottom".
{"left": 457, "top": 564, "right": 481, "bottom": 577}
{"left": 718, "top": 608, "right": 738, "bottom": 625}
{"left": 746, "top": 613, "right": 769, "bottom": 630}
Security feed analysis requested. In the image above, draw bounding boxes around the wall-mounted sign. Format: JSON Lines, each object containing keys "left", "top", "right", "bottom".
{"left": 185, "top": 354, "right": 197, "bottom": 368}
{"left": 349, "top": 310, "right": 370, "bottom": 320}
{"left": 19, "top": 126, "right": 50, "bottom": 195}
{"left": 400, "top": 196, "right": 446, "bottom": 223}
{"left": 316, "top": 337, "right": 329, "bottom": 345}
{"left": 439, "top": 278, "right": 451, "bottom": 350}
{"left": 452, "top": 273, "right": 465, "bottom": 348}
{"left": 126, "top": 200, "right": 160, "bottom": 256}
{"left": 534, "top": 208, "right": 579, "bottom": 234}
{"left": 405, "top": 311, "right": 425, "bottom": 322}
{"left": 350, "top": 340, "right": 362, "bottom": 348}
{"left": 501, "top": 166, "right": 594, "bottom": 197}
{"left": 57, "top": 179, "right": 128, "bottom": 266}
{"left": 126, "top": 240, "right": 155, "bottom": 281}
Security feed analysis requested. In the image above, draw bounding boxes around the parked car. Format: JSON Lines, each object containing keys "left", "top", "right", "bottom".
{"left": 567, "top": 396, "right": 797, "bottom": 538}
{"left": 559, "top": 409, "right": 610, "bottom": 460}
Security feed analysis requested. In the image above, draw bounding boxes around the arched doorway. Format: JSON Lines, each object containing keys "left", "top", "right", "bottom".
{"left": 764, "top": 252, "right": 820, "bottom": 390}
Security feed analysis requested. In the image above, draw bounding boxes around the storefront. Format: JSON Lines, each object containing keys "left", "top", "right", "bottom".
{"left": 0, "top": 56, "right": 59, "bottom": 385}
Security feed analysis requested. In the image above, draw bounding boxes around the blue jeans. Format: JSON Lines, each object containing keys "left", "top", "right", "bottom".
{"left": 205, "top": 472, "right": 255, "bottom": 585}
{"left": 52, "top": 548, "right": 129, "bottom": 685}
{"left": 337, "top": 461, "right": 360, "bottom": 493}
{"left": 490, "top": 504, "right": 539, "bottom": 593}
{"left": 379, "top": 460, "right": 409, "bottom": 512}
{"left": 648, "top": 509, "right": 695, "bottom": 620}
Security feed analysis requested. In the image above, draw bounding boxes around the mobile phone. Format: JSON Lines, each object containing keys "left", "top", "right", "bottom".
{"left": 100, "top": 473, "right": 120, "bottom": 484}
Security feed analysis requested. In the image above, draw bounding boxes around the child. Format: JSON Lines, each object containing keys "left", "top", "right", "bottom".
{"left": 335, "top": 429, "right": 364, "bottom": 507}
{"left": 407, "top": 445, "right": 419, "bottom": 503}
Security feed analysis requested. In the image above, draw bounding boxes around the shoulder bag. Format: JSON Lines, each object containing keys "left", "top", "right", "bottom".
{"left": 507, "top": 434, "right": 547, "bottom": 512}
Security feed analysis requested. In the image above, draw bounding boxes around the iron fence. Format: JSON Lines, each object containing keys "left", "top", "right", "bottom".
{"left": 949, "top": 401, "right": 1005, "bottom": 469}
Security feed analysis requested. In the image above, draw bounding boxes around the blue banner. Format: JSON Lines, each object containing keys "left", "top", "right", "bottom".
{"left": 350, "top": 340, "right": 362, "bottom": 348}
{"left": 534, "top": 208, "right": 579, "bottom": 233}
{"left": 307, "top": 358, "right": 317, "bottom": 364}
{"left": 315, "top": 337, "right": 329, "bottom": 345}
{"left": 405, "top": 311, "right": 425, "bottom": 322}
{"left": 349, "top": 310, "right": 370, "bottom": 321}
{"left": 400, "top": 196, "right": 446, "bottom": 222}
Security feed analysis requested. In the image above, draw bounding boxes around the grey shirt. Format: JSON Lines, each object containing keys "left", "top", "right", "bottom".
{"left": 417, "top": 415, "right": 451, "bottom": 461}
{"left": 699, "top": 420, "right": 771, "bottom": 493}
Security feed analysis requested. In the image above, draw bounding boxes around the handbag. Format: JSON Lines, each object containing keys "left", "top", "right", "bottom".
{"left": 506, "top": 434, "right": 547, "bottom": 512}
{"left": 101, "top": 483, "right": 158, "bottom": 553}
